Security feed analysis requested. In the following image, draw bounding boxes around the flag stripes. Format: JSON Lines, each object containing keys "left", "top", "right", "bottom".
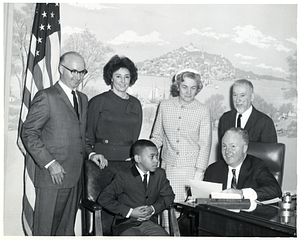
{"left": 17, "top": 3, "right": 61, "bottom": 235}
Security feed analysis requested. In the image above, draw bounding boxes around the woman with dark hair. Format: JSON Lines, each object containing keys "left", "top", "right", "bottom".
{"left": 86, "top": 54, "right": 142, "bottom": 188}
{"left": 151, "top": 69, "right": 212, "bottom": 221}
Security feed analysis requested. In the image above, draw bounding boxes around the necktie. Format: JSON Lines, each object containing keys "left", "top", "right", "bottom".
{"left": 237, "top": 114, "right": 242, "bottom": 128}
{"left": 231, "top": 169, "right": 237, "bottom": 189}
{"left": 71, "top": 90, "right": 79, "bottom": 119}
{"left": 143, "top": 173, "right": 148, "bottom": 190}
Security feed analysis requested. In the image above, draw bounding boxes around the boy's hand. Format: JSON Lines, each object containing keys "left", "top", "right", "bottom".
{"left": 131, "top": 205, "right": 154, "bottom": 221}
{"left": 137, "top": 206, "right": 154, "bottom": 221}
{"left": 131, "top": 206, "right": 148, "bottom": 219}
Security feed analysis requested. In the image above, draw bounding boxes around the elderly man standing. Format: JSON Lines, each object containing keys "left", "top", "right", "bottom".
{"left": 204, "top": 127, "right": 282, "bottom": 201}
{"left": 218, "top": 79, "right": 277, "bottom": 143}
{"left": 21, "top": 51, "right": 88, "bottom": 235}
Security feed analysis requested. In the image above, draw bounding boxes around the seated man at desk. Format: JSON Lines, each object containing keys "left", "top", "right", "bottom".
{"left": 98, "top": 139, "right": 175, "bottom": 236}
{"left": 204, "top": 127, "right": 282, "bottom": 201}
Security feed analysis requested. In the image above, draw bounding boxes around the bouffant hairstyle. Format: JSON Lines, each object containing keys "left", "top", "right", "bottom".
{"left": 103, "top": 55, "right": 138, "bottom": 86}
{"left": 170, "top": 70, "right": 203, "bottom": 97}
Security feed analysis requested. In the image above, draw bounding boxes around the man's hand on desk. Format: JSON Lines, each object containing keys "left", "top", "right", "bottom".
{"left": 222, "top": 188, "right": 243, "bottom": 198}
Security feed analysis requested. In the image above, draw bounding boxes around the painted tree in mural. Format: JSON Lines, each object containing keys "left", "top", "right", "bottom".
{"left": 279, "top": 103, "right": 294, "bottom": 116}
{"left": 11, "top": 4, "right": 114, "bottom": 96}
{"left": 11, "top": 3, "right": 35, "bottom": 98}
{"left": 253, "top": 94, "right": 277, "bottom": 120}
{"left": 204, "top": 93, "right": 225, "bottom": 129}
{"left": 285, "top": 51, "right": 297, "bottom": 99}
{"left": 61, "top": 29, "right": 114, "bottom": 89}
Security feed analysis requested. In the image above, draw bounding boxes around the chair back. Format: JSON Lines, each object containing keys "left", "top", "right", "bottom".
{"left": 247, "top": 142, "right": 285, "bottom": 187}
{"left": 84, "top": 159, "right": 104, "bottom": 202}
{"left": 83, "top": 159, "right": 134, "bottom": 235}
{"left": 83, "top": 159, "right": 115, "bottom": 236}
{"left": 84, "top": 159, "right": 133, "bottom": 200}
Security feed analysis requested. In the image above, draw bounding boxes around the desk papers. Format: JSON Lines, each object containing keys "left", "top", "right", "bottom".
{"left": 257, "top": 197, "right": 282, "bottom": 205}
{"left": 189, "top": 180, "right": 222, "bottom": 198}
{"left": 210, "top": 192, "right": 243, "bottom": 199}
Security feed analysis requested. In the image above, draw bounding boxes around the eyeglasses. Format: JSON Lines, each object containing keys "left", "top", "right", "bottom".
{"left": 61, "top": 64, "right": 88, "bottom": 77}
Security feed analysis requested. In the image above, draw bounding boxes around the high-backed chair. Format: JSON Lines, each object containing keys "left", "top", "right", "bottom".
{"left": 247, "top": 142, "right": 285, "bottom": 187}
{"left": 80, "top": 159, "right": 180, "bottom": 236}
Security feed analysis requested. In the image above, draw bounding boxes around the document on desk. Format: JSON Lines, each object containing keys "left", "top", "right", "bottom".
{"left": 189, "top": 180, "right": 222, "bottom": 198}
{"left": 257, "top": 197, "right": 282, "bottom": 205}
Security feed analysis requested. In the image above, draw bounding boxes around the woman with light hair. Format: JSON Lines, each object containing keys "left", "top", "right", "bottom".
{"left": 151, "top": 69, "right": 212, "bottom": 224}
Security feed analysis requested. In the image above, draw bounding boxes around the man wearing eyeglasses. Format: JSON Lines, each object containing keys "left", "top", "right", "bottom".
{"left": 21, "top": 51, "right": 88, "bottom": 236}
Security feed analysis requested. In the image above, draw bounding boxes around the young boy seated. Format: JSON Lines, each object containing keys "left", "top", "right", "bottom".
{"left": 97, "top": 139, "right": 175, "bottom": 236}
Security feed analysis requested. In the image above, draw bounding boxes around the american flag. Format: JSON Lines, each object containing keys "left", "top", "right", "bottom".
{"left": 17, "top": 3, "right": 61, "bottom": 236}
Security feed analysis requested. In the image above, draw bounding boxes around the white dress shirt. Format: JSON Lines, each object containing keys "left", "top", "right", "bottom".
{"left": 235, "top": 105, "right": 252, "bottom": 128}
{"left": 135, "top": 165, "right": 150, "bottom": 184}
{"left": 226, "top": 163, "right": 242, "bottom": 190}
{"left": 58, "top": 80, "right": 78, "bottom": 107}
{"left": 227, "top": 162, "right": 257, "bottom": 200}
{"left": 227, "top": 161, "right": 258, "bottom": 211}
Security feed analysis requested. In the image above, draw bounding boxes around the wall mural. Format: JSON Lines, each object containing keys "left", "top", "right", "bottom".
{"left": 9, "top": 3, "right": 297, "bottom": 190}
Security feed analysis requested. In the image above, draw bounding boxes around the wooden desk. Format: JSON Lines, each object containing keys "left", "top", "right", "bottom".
{"left": 177, "top": 201, "right": 296, "bottom": 237}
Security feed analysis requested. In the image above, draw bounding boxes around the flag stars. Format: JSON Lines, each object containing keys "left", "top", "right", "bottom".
{"left": 47, "top": 24, "right": 51, "bottom": 30}
{"left": 37, "top": 37, "right": 42, "bottom": 43}
{"left": 50, "top": 12, "right": 55, "bottom": 18}
{"left": 42, "top": 11, "right": 47, "bottom": 18}
{"left": 36, "top": 50, "right": 40, "bottom": 56}
{"left": 39, "top": 24, "right": 45, "bottom": 31}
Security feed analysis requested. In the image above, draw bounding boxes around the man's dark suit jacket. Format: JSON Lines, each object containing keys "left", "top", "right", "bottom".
{"left": 98, "top": 165, "right": 175, "bottom": 235}
{"left": 203, "top": 155, "right": 282, "bottom": 201}
{"left": 22, "top": 82, "right": 88, "bottom": 189}
{"left": 218, "top": 106, "right": 277, "bottom": 143}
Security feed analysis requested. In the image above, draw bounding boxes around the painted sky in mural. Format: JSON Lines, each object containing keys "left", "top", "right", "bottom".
{"left": 59, "top": 3, "right": 297, "bottom": 78}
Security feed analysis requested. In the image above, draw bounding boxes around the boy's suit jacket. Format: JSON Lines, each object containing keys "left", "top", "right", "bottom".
{"left": 98, "top": 165, "right": 175, "bottom": 235}
{"left": 203, "top": 154, "right": 282, "bottom": 201}
{"left": 218, "top": 106, "right": 277, "bottom": 143}
{"left": 21, "top": 82, "right": 88, "bottom": 189}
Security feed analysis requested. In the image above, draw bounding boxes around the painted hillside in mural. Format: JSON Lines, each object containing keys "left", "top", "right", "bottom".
{"left": 8, "top": 3, "right": 297, "bottom": 194}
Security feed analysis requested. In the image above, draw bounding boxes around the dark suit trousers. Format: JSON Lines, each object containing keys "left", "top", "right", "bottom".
{"left": 120, "top": 220, "right": 169, "bottom": 236}
{"left": 33, "top": 179, "right": 82, "bottom": 236}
